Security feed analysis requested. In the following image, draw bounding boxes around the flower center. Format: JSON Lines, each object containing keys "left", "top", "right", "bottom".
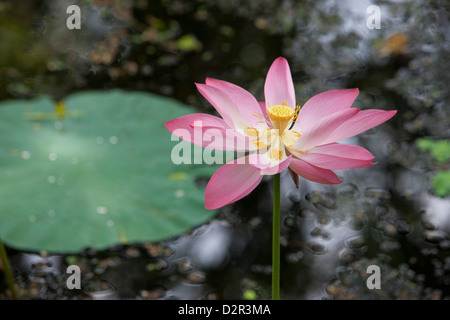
{"left": 266, "top": 101, "right": 299, "bottom": 136}
{"left": 267, "top": 104, "right": 295, "bottom": 122}
{"left": 245, "top": 100, "right": 302, "bottom": 161}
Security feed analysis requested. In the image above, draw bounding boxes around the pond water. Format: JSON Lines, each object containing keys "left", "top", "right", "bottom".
{"left": 0, "top": 0, "right": 449, "bottom": 300}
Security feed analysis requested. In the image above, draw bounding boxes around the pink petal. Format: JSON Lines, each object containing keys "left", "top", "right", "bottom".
{"left": 297, "top": 153, "right": 375, "bottom": 170}
{"left": 205, "top": 157, "right": 263, "bottom": 209}
{"left": 205, "top": 78, "right": 268, "bottom": 129}
{"left": 292, "top": 108, "right": 359, "bottom": 151}
{"left": 165, "top": 113, "right": 251, "bottom": 151}
{"left": 321, "top": 109, "right": 398, "bottom": 144}
{"left": 166, "top": 113, "right": 229, "bottom": 134}
{"left": 248, "top": 154, "right": 292, "bottom": 175}
{"left": 289, "top": 158, "right": 342, "bottom": 184}
{"left": 196, "top": 83, "right": 247, "bottom": 129}
{"left": 264, "top": 57, "right": 296, "bottom": 108}
{"left": 292, "top": 88, "right": 359, "bottom": 133}
{"left": 258, "top": 101, "right": 271, "bottom": 127}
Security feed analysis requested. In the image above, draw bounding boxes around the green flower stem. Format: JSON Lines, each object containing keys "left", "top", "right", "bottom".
{"left": 0, "top": 238, "right": 19, "bottom": 299}
{"left": 272, "top": 173, "right": 281, "bottom": 300}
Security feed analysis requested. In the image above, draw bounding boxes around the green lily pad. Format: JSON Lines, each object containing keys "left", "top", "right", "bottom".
{"left": 0, "top": 90, "right": 217, "bottom": 253}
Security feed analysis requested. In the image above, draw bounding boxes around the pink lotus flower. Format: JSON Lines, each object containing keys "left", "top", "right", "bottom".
{"left": 166, "top": 57, "right": 397, "bottom": 210}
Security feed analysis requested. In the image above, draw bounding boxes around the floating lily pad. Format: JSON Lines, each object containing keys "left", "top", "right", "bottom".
{"left": 0, "top": 90, "right": 217, "bottom": 253}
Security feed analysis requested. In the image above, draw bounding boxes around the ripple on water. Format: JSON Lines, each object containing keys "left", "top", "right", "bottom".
{"left": 364, "top": 188, "right": 391, "bottom": 200}
{"left": 395, "top": 220, "right": 412, "bottom": 235}
{"left": 306, "top": 241, "right": 328, "bottom": 255}
{"left": 306, "top": 191, "right": 337, "bottom": 210}
{"left": 350, "top": 212, "right": 366, "bottom": 231}
{"left": 310, "top": 227, "right": 330, "bottom": 240}
{"left": 338, "top": 183, "right": 360, "bottom": 200}
{"left": 421, "top": 219, "right": 438, "bottom": 231}
{"left": 296, "top": 208, "right": 315, "bottom": 219}
{"left": 175, "top": 258, "right": 194, "bottom": 274}
{"left": 345, "top": 236, "right": 366, "bottom": 249}
{"left": 339, "top": 249, "right": 358, "bottom": 263}
{"left": 287, "top": 190, "right": 301, "bottom": 203}
{"left": 424, "top": 230, "right": 449, "bottom": 244}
